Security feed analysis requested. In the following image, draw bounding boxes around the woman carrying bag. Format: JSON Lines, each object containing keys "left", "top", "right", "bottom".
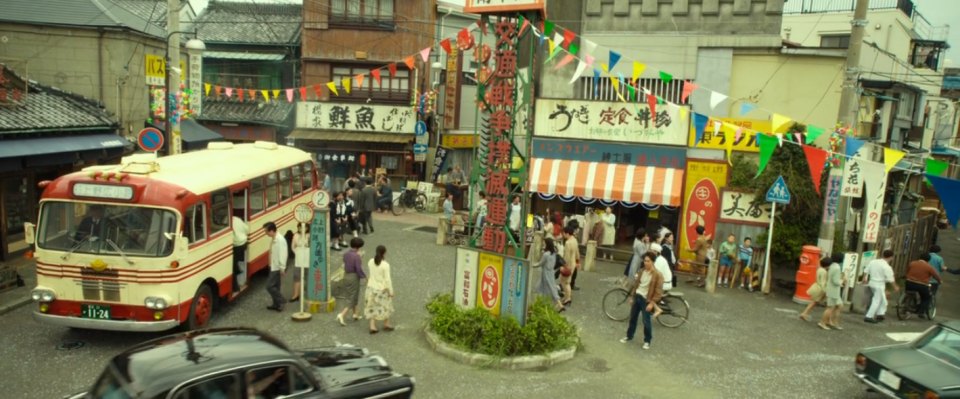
{"left": 364, "top": 245, "right": 395, "bottom": 334}
{"left": 799, "top": 257, "right": 830, "bottom": 322}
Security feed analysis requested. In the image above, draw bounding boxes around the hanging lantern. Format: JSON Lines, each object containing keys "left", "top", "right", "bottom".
{"left": 404, "top": 153, "right": 413, "bottom": 162}
{"left": 359, "top": 153, "right": 367, "bottom": 167}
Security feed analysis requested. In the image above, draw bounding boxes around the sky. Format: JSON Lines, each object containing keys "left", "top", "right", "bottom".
{"left": 914, "top": 0, "right": 959, "bottom": 66}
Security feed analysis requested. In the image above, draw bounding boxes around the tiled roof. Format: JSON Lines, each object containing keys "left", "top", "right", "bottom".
{"left": 198, "top": 99, "right": 294, "bottom": 127}
{"left": 194, "top": 1, "right": 302, "bottom": 45}
{"left": 111, "top": 0, "right": 168, "bottom": 29}
{"left": 0, "top": 65, "right": 117, "bottom": 135}
{"left": 1, "top": 0, "right": 166, "bottom": 37}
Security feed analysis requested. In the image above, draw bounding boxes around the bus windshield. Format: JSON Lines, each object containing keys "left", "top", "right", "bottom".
{"left": 37, "top": 201, "right": 177, "bottom": 258}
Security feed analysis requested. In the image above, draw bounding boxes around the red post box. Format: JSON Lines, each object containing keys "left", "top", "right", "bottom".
{"left": 793, "top": 245, "right": 821, "bottom": 304}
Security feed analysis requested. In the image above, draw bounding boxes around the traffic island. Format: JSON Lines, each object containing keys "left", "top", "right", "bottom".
{"left": 423, "top": 294, "right": 580, "bottom": 370}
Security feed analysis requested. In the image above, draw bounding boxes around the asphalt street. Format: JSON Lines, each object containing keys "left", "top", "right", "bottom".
{"left": 0, "top": 212, "right": 956, "bottom": 398}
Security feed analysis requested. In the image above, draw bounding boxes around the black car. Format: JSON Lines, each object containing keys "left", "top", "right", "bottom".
{"left": 855, "top": 320, "right": 960, "bottom": 398}
{"left": 68, "top": 328, "right": 414, "bottom": 399}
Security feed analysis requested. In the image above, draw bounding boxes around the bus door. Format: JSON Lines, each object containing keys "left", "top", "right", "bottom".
{"left": 231, "top": 189, "right": 249, "bottom": 290}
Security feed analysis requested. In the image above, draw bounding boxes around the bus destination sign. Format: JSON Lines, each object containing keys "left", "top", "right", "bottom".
{"left": 72, "top": 183, "right": 134, "bottom": 201}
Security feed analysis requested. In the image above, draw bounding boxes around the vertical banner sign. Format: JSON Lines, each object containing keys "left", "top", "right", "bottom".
{"left": 677, "top": 160, "right": 729, "bottom": 271}
{"left": 188, "top": 52, "right": 202, "bottom": 116}
{"left": 842, "top": 252, "right": 859, "bottom": 290}
{"left": 860, "top": 161, "right": 887, "bottom": 243}
{"left": 431, "top": 146, "right": 450, "bottom": 182}
{"left": 479, "top": 17, "right": 520, "bottom": 255}
{"left": 499, "top": 257, "right": 528, "bottom": 324}
{"left": 454, "top": 247, "right": 479, "bottom": 309}
{"left": 841, "top": 157, "right": 863, "bottom": 198}
{"left": 443, "top": 46, "right": 461, "bottom": 130}
{"left": 476, "top": 252, "right": 504, "bottom": 316}
{"left": 307, "top": 211, "right": 329, "bottom": 302}
{"left": 822, "top": 168, "right": 843, "bottom": 225}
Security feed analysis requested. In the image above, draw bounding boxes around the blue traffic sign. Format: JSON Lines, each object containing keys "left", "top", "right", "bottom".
{"left": 137, "top": 127, "right": 164, "bottom": 152}
{"left": 413, "top": 143, "right": 428, "bottom": 154}
{"left": 766, "top": 175, "right": 791, "bottom": 204}
{"left": 415, "top": 120, "right": 427, "bottom": 136}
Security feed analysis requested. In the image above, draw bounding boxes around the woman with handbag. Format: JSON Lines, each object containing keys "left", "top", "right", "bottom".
{"left": 799, "top": 257, "right": 830, "bottom": 322}
{"left": 364, "top": 245, "right": 395, "bottom": 334}
{"left": 535, "top": 238, "right": 564, "bottom": 311}
{"left": 334, "top": 237, "right": 366, "bottom": 326}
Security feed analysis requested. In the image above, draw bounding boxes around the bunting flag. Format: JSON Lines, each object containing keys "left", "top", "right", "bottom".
{"left": 882, "top": 147, "right": 905, "bottom": 173}
{"left": 593, "top": 68, "right": 601, "bottom": 98}
{"left": 388, "top": 63, "right": 397, "bottom": 78}
{"left": 403, "top": 56, "right": 415, "bottom": 70}
{"left": 805, "top": 125, "right": 825, "bottom": 144}
{"left": 726, "top": 128, "right": 735, "bottom": 164}
{"left": 625, "top": 80, "right": 636, "bottom": 101}
{"left": 802, "top": 145, "right": 829, "bottom": 195}
{"left": 312, "top": 84, "right": 322, "bottom": 98}
{"left": 299, "top": 86, "right": 307, "bottom": 100}
{"left": 610, "top": 75, "right": 620, "bottom": 93}
{"left": 272, "top": 89, "right": 280, "bottom": 99}
{"left": 845, "top": 136, "right": 866, "bottom": 158}
{"left": 225, "top": 87, "right": 233, "bottom": 98}
{"left": 756, "top": 133, "right": 778, "bottom": 177}
{"left": 659, "top": 71, "right": 673, "bottom": 85}
{"left": 710, "top": 91, "right": 727, "bottom": 110}
{"left": 632, "top": 62, "right": 645, "bottom": 82}
{"left": 927, "top": 174, "right": 960, "bottom": 227}
{"left": 440, "top": 38, "right": 452, "bottom": 54}
{"left": 371, "top": 68, "right": 382, "bottom": 86}
{"left": 342, "top": 78, "right": 351, "bottom": 94}
{"left": 562, "top": 29, "right": 576, "bottom": 49}
{"left": 355, "top": 73, "right": 365, "bottom": 89}
{"left": 555, "top": 54, "right": 576, "bottom": 70}
{"left": 582, "top": 39, "right": 598, "bottom": 57}
{"left": 608, "top": 50, "right": 621, "bottom": 70}
{"left": 419, "top": 47, "right": 432, "bottom": 63}
{"left": 926, "top": 158, "right": 949, "bottom": 180}
{"left": 214, "top": 85, "right": 222, "bottom": 97}
{"left": 544, "top": 20, "right": 555, "bottom": 36}
{"left": 776, "top": 133, "right": 784, "bottom": 147}
{"left": 262, "top": 90, "right": 272, "bottom": 102}
{"left": 519, "top": 16, "right": 530, "bottom": 35}
{"left": 647, "top": 93, "right": 657, "bottom": 117}
{"left": 794, "top": 133, "right": 803, "bottom": 143}
{"left": 237, "top": 88, "right": 244, "bottom": 100}
{"left": 249, "top": 89, "right": 257, "bottom": 101}
{"left": 327, "top": 82, "right": 338, "bottom": 96}
{"left": 569, "top": 55, "right": 592, "bottom": 84}
{"left": 285, "top": 89, "right": 294, "bottom": 102}
{"left": 204, "top": 83, "right": 211, "bottom": 96}
{"left": 739, "top": 102, "right": 757, "bottom": 116}
{"left": 693, "top": 113, "right": 709, "bottom": 146}
{"left": 681, "top": 81, "right": 697, "bottom": 103}
{"left": 735, "top": 127, "right": 743, "bottom": 143}
{"left": 547, "top": 39, "right": 556, "bottom": 60}
{"left": 549, "top": 32, "right": 564, "bottom": 60}
{"left": 713, "top": 120, "right": 722, "bottom": 136}
{"left": 772, "top": 113, "right": 791, "bottom": 132}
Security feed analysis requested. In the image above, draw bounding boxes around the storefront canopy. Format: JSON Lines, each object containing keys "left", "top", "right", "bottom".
{"left": 289, "top": 129, "right": 412, "bottom": 144}
{"left": 528, "top": 158, "right": 684, "bottom": 206}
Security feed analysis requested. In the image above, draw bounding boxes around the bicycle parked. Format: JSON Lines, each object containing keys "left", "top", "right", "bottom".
{"left": 896, "top": 285, "right": 938, "bottom": 320}
{"left": 391, "top": 188, "right": 427, "bottom": 215}
{"left": 603, "top": 286, "right": 690, "bottom": 328}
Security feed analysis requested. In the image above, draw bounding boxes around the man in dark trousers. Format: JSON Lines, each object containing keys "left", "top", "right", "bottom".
{"left": 263, "top": 222, "right": 287, "bottom": 312}
{"left": 360, "top": 177, "right": 377, "bottom": 234}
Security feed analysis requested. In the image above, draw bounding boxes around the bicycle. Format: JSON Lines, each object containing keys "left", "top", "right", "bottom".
{"left": 391, "top": 188, "right": 427, "bottom": 215}
{"left": 896, "top": 285, "right": 937, "bottom": 320}
{"left": 602, "top": 287, "right": 690, "bottom": 328}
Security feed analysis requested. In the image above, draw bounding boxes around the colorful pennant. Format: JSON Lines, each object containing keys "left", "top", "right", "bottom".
{"left": 710, "top": 91, "right": 727, "bottom": 110}
{"left": 772, "top": 113, "right": 791, "bottom": 132}
{"left": 419, "top": 47, "right": 432, "bottom": 63}
{"left": 883, "top": 147, "right": 906, "bottom": 173}
{"left": 693, "top": 113, "right": 709, "bottom": 146}
{"left": 756, "top": 134, "right": 778, "bottom": 177}
{"left": 659, "top": 71, "right": 672, "bottom": 85}
{"left": 739, "top": 102, "right": 757, "bottom": 116}
{"left": 802, "top": 145, "right": 829, "bottom": 195}
{"left": 327, "top": 82, "right": 338, "bottom": 96}
{"left": 440, "top": 38, "right": 452, "bottom": 54}
{"left": 608, "top": 50, "right": 621, "bottom": 71}
{"left": 845, "top": 136, "right": 866, "bottom": 158}
{"left": 805, "top": 125, "right": 825, "bottom": 144}
{"left": 927, "top": 175, "right": 960, "bottom": 227}
{"left": 681, "top": 81, "right": 697, "bottom": 103}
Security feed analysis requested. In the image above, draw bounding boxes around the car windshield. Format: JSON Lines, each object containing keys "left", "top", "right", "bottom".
{"left": 88, "top": 365, "right": 137, "bottom": 399}
{"left": 915, "top": 326, "right": 960, "bottom": 369}
{"left": 37, "top": 201, "right": 177, "bottom": 258}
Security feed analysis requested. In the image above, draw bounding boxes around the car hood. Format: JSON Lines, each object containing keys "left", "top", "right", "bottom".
{"left": 298, "top": 346, "right": 403, "bottom": 390}
{"left": 865, "top": 346, "right": 960, "bottom": 391}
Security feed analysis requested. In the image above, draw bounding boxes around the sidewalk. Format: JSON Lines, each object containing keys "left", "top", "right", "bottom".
{"left": 0, "top": 255, "right": 35, "bottom": 315}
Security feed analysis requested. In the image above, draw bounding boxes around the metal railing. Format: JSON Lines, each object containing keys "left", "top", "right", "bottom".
{"left": 783, "top": 0, "right": 912, "bottom": 15}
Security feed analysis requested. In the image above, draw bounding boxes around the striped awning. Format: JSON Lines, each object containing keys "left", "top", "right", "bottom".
{"left": 528, "top": 158, "right": 684, "bottom": 206}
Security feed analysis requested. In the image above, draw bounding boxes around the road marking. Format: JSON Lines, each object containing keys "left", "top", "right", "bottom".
{"left": 774, "top": 308, "right": 798, "bottom": 314}
{"left": 886, "top": 332, "right": 922, "bottom": 342}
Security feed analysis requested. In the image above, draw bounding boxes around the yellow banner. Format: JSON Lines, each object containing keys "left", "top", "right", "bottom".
{"left": 441, "top": 134, "right": 476, "bottom": 148}
{"left": 144, "top": 54, "right": 186, "bottom": 86}
{"left": 476, "top": 252, "right": 503, "bottom": 316}
{"left": 687, "top": 118, "right": 770, "bottom": 153}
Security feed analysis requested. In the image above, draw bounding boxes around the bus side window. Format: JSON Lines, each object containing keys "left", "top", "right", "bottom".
{"left": 211, "top": 189, "right": 230, "bottom": 235}
{"left": 185, "top": 203, "right": 207, "bottom": 244}
{"left": 265, "top": 172, "right": 279, "bottom": 208}
{"left": 301, "top": 162, "right": 314, "bottom": 191}
{"left": 278, "top": 168, "right": 291, "bottom": 202}
{"left": 250, "top": 176, "right": 265, "bottom": 215}
{"left": 291, "top": 165, "right": 303, "bottom": 195}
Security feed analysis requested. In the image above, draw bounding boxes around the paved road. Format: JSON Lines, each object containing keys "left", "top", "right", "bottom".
{"left": 1, "top": 213, "right": 956, "bottom": 398}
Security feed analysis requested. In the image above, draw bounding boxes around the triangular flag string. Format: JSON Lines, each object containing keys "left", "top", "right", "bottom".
{"left": 327, "top": 82, "right": 338, "bottom": 96}
{"left": 883, "top": 147, "right": 906, "bottom": 173}
{"left": 756, "top": 133, "right": 778, "bottom": 177}
{"left": 802, "top": 145, "right": 829, "bottom": 195}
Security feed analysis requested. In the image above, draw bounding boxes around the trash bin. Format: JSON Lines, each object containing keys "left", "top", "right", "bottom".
{"left": 793, "top": 245, "right": 821, "bottom": 304}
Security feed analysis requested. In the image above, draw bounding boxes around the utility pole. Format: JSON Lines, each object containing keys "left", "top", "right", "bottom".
{"left": 817, "top": 0, "right": 868, "bottom": 255}
{"left": 166, "top": 0, "right": 182, "bottom": 155}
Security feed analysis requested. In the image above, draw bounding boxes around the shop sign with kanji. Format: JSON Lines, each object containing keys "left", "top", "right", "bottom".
{"left": 686, "top": 117, "right": 769, "bottom": 153}
{"left": 532, "top": 137, "right": 686, "bottom": 169}
{"left": 718, "top": 190, "right": 771, "bottom": 226}
{"left": 535, "top": 99, "right": 689, "bottom": 146}
{"left": 296, "top": 102, "right": 415, "bottom": 134}
{"left": 442, "top": 134, "right": 477, "bottom": 148}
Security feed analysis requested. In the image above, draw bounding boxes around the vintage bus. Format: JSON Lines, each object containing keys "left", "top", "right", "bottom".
{"left": 25, "top": 141, "right": 317, "bottom": 331}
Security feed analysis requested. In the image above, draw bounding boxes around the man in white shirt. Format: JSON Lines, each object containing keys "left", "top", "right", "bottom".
{"left": 649, "top": 243, "right": 673, "bottom": 292}
{"left": 264, "top": 222, "right": 288, "bottom": 312}
{"left": 863, "top": 249, "right": 898, "bottom": 323}
{"left": 231, "top": 216, "right": 249, "bottom": 292}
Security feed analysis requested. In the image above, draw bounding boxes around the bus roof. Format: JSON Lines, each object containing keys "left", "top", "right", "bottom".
{"left": 84, "top": 142, "right": 313, "bottom": 195}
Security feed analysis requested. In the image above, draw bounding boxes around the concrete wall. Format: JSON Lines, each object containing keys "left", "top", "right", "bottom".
{"left": 0, "top": 23, "right": 178, "bottom": 137}
{"left": 583, "top": 0, "right": 784, "bottom": 35}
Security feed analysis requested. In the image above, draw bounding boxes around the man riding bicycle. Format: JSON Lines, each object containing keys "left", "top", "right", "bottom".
{"left": 904, "top": 253, "right": 942, "bottom": 319}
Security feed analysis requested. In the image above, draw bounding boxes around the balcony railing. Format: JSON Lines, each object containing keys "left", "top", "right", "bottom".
{"left": 783, "top": 0, "right": 913, "bottom": 16}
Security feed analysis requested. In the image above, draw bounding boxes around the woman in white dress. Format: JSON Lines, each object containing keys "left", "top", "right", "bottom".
{"left": 364, "top": 245, "right": 395, "bottom": 333}
{"left": 289, "top": 223, "right": 310, "bottom": 302}
{"left": 601, "top": 207, "right": 616, "bottom": 260}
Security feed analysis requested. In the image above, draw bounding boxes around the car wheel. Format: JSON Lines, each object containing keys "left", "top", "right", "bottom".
{"left": 187, "top": 284, "right": 214, "bottom": 331}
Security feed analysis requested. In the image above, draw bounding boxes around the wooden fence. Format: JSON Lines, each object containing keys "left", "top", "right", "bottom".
{"left": 875, "top": 213, "right": 937, "bottom": 277}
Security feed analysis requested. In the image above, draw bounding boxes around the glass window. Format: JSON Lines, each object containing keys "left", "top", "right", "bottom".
{"left": 332, "top": 65, "right": 409, "bottom": 101}
{"left": 211, "top": 189, "right": 230, "bottom": 234}
{"left": 820, "top": 35, "right": 850, "bottom": 49}
{"left": 265, "top": 172, "right": 279, "bottom": 207}
{"left": 301, "top": 162, "right": 314, "bottom": 192}
{"left": 291, "top": 165, "right": 303, "bottom": 195}
{"left": 185, "top": 203, "right": 207, "bottom": 244}
{"left": 916, "top": 326, "right": 960, "bottom": 368}
{"left": 89, "top": 366, "right": 135, "bottom": 399}
{"left": 330, "top": 0, "right": 393, "bottom": 24}
{"left": 245, "top": 366, "right": 313, "bottom": 398}
{"left": 36, "top": 202, "right": 176, "bottom": 257}
{"left": 174, "top": 374, "right": 241, "bottom": 399}
{"left": 250, "top": 177, "right": 265, "bottom": 215}
{"left": 279, "top": 168, "right": 292, "bottom": 202}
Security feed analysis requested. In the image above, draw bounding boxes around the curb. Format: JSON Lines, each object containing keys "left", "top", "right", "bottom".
{"left": 424, "top": 329, "right": 577, "bottom": 370}
{"left": 0, "top": 294, "right": 31, "bottom": 316}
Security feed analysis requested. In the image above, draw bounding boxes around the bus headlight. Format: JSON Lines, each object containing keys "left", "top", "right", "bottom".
{"left": 144, "top": 296, "right": 169, "bottom": 310}
{"left": 31, "top": 289, "right": 56, "bottom": 303}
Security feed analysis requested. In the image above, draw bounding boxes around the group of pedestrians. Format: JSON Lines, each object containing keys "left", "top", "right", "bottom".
{"left": 798, "top": 253, "right": 845, "bottom": 330}
{"left": 534, "top": 226, "right": 581, "bottom": 311}
{"left": 330, "top": 175, "right": 393, "bottom": 250}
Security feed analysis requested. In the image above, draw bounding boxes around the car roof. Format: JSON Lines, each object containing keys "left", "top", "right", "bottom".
{"left": 942, "top": 320, "right": 960, "bottom": 333}
{"left": 109, "top": 328, "right": 300, "bottom": 398}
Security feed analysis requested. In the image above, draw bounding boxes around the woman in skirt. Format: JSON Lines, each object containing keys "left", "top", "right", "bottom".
{"left": 335, "top": 237, "right": 366, "bottom": 326}
{"left": 364, "top": 245, "right": 395, "bottom": 333}
{"left": 535, "top": 238, "right": 564, "bottom": 311}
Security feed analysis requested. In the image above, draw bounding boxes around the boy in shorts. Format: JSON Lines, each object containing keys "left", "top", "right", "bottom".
{"left": 738, "top": 237, "right": 754, "bottom": 291}
{"left": 718, "top": 234, "right": 737, "bottom": 287}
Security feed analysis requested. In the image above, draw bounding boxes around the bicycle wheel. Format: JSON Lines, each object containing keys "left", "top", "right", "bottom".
{"left": 896, "top": 292, "right": 914, "bottom": 320}
{"left": 657, "top": 295, "right": 689, "bottom": 328}
{"left": 414, "top": 194, "right": 428, "bottom": 212}
{"left": 927, "top": 295, "right": 937, "bottom": 320}
{"left": 391, "top": 197, "right": 405, "bottom": 216}
{"left": 602, "top": 288, "right": 631, "bottom": 321}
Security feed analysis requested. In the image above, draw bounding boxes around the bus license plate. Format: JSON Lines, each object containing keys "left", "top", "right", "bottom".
{"left": 81, "top": 304, "right": 110, "bottom": 320}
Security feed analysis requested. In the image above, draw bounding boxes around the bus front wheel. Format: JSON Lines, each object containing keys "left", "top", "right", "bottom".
{"left": 187, "top": 284, "right": 214, "bottom": 331}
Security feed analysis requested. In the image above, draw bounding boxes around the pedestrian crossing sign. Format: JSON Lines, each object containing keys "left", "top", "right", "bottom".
{"left": 766, "top": 175, "right": 791, "bottom": 204}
